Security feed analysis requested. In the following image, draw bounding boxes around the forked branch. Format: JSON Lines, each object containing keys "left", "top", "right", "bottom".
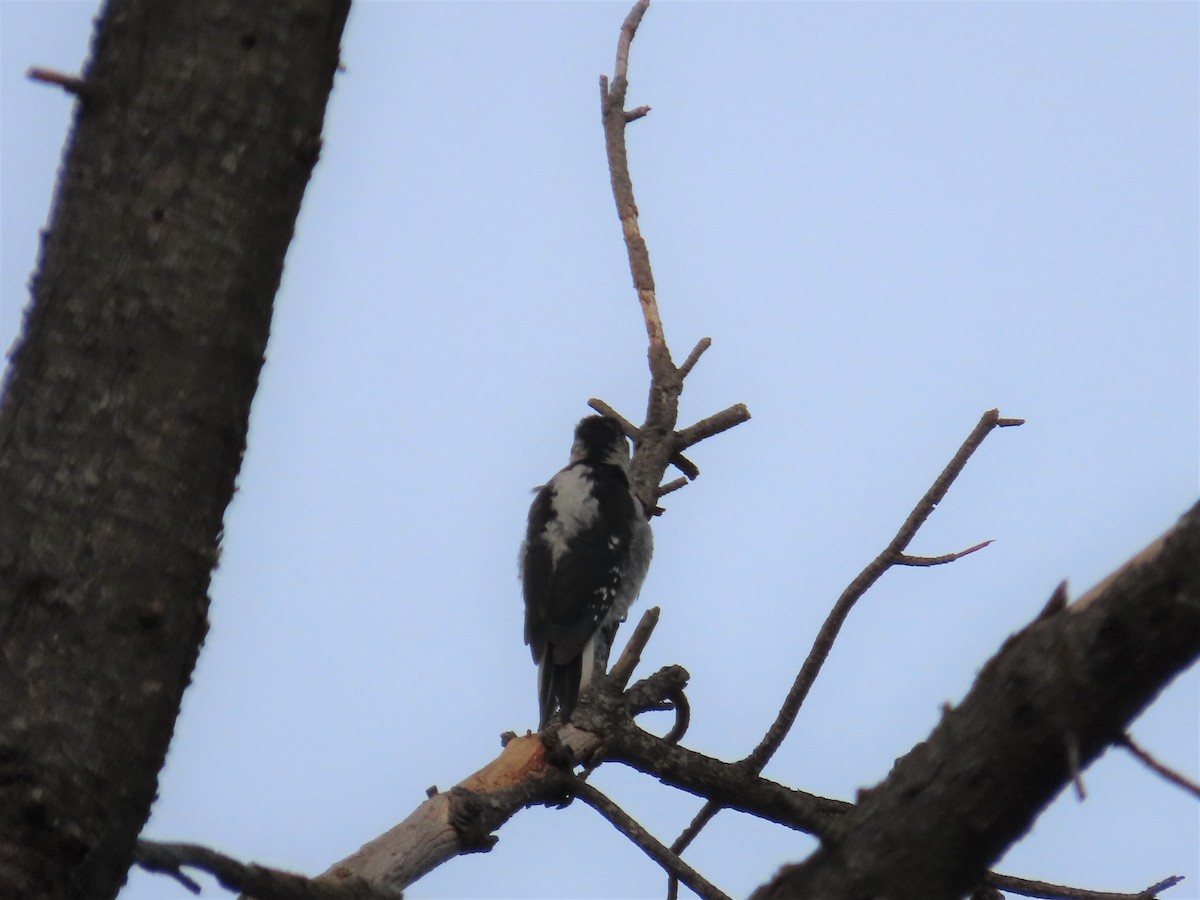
{"left": 668, "top": 408, "right": 1022, "bottom": 896}
{"left": 749, "top": 409, "right": 1023, "bottom": 768}
{"left": 134, "top": 840, "right": 394, "bottom": 900}
{"left": 750, "top": 499, "right": 1200, "bottom": 898}
{"left": 595, "top": 0, "right": 749, "bottom": 509}
{"left": 985, "top": 871, "right": 1185, "bottom": 900}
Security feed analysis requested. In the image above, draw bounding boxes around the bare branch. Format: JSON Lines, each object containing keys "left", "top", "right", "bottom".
{"left": 987, "top": 871, "right": 1186, "bottom": 899}
{"left": 1118, "top": 734, "right": 1200, "bottom": 799}
{"left": 612, "top": 0, "right": 650, "bottom": 84}
{"left": 669, "top": 409, "right": 1021, "bottom": 873}
{"left": 609, "top": 606, "right": 661, "bottom": 691}
{"left": 678, "top": 337, "right": 712, "bottom": 378}
{"left": 667, "top": 452, "right": 701, "bottom": 481}
{"left": 667, "top": 805, "right": 720, "bottom": 900}
{"left": 600, "top": 717, "right": 847, "bottom": 836}
{"left": 27, "top": 66, "right": 88, "bottom": 96}
{"left": 623, "top": 665, "right": 690, "bottom": 715}
{"left": 1143, "top": 877, "right": 1188, "bottom": 897}
{"left": 601, "top": 1, "right": 664, "bottom": 357}
{"left": 572, "top": 779, "right": 731, "bottom": 900}
{"left": 675, "top": 404, "right": 753, "bottom": 452}
{"left": 588, "top": 398, "right": 641, "bottom": 439}
{"left": 749, "top": 409, "right": 1021, "bottom": 768}
{"left": 657, "top": 476, "right": 689, "bottom": 497}
{"left": 751, "top": 500, "right": 1200, "bottom": 898}
{"left": 143, "top": 571, "right": 1191, "bottom": 900}
{"left": 135, "top": 840, "right": 393, "bottom": 900}
{"left": 303, "top": 734, "right": 588, "bottom": 891}
{"left": 305, "top": 664, "right": 843, "bottom": 893}
{"left": 594, "top": 2, "right": 750, "bottom": 516}
{"left": 895, "top": 539, "right": 993, "bottom": 567}
{"left": 662, "top": 687, "right": 691, "bottom": 744}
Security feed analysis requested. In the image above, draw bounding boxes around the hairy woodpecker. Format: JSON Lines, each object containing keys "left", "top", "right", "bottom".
{"left": 521, "top": 415, "right": 653, "bottom": 729}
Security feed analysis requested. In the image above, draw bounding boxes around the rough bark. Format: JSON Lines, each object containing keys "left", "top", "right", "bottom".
{"left": 751, "top": 500, "right": 1200, "bottom": 900}
{"left": 0, "top": 1, "right": 349, "bottom": 897}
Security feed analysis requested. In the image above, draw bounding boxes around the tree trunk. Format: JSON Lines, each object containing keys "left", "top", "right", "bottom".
{"left": 0, "top": 2, "right": 349, "bottom": 897}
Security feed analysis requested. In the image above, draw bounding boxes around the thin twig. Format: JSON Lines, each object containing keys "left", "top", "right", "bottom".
{"left": 1118, "top": 734, "right": 1200, "bottom": 799}
{"left": 572, "top": 778, "right": 732, "bottom": 900}
{"left": 895, "top": 539, "right": 993, "bottom": 566}
{"left": 134, "top": 839, "right": 393, "bottom": 899}
{"left": 666, "top": 452, "right": 700, "bottom": 481}
{"left": 150, "top": 858, "right": 201, "bottom": 894}
{"left": 662, "top": 688, "right": 691, "bottom": 744}
{"left": 987, "top": 871, "right": 1185, "bottom": 899}
{"left": 1067, "top": 737, "right": 1087, "bottom": 800}
{"left": 27, "top": 66, "right": 87, "bottom": 96}
{"left": 588, "top": 398, "right": 641, "bottom": 439}
{"left": 667, "top": 804, "right": 720, "bottom": 900}
{"left": 1142, "top": 877, "right": 1187, "bottom": 897}
{"left": 678, "top": 337, "right": 712, "bottom": 378}
{"left": 657, "top": 476, "right": 689, "bottom": 497}
{"left": 609, "top": 606, "right": 660, "bottom": 691}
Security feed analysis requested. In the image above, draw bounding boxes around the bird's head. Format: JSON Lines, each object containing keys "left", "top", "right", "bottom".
{"left": 569, "top": 415, "right": 632, "bottom": 471}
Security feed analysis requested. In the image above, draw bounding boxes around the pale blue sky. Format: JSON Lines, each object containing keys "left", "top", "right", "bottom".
{"left": 2, "top": 3, "right": 1198, "bottom": 899}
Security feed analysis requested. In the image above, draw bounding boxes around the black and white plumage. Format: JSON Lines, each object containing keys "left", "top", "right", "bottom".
{"left": 521, "top": 415, "right": 653, "bottom": 729}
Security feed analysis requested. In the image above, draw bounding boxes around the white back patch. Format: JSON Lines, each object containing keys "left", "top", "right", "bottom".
{"left": 543, "top": 467, "right": 599, "bottom": 564}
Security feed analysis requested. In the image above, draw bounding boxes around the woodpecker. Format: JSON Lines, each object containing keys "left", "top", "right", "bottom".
{"left": 521, "top": 415, "right": 653, "bottom": 729}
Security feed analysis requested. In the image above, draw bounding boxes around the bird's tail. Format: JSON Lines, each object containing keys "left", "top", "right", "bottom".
{"left": 538, "top": 654, "right": 583, "bottom": 730}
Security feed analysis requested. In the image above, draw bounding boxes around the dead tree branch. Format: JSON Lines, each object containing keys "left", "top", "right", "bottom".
{"left": 609, "top": 606, "right": 662, "bottom": 690}
{"left": 668, "top": 408, "right": 1021, "bottom": 891}
{"left": 896, "top": 539, "right": 994, "bottom": 567}
{"left": 271, "top": 660, "right": 836, "bottom": 892}
{"left": 134, "top": 841, "right": 392, "bottom": 900}
{"left": 985, "top": 871, "right": 1185, "bottom": 900}
{"left": 601, "top": 0, "right": 661, "bottom": 356}
{"left": 589, "top": 396, "right": 701, "bottom": 483}
{"left": 280, "top": 650, "right": 846, "bottom": 896}
{"left": 750, "top": 500, "right": 1200, "bottom": 899}
{"left": 26, "top": 66, "right": 89, "bottom": 97}
{"left": 572, "top": 779, "right": 730, "bottom": 900}
{"left": 1117, "top": 734, "right": 1200, "bottom": 800}
{"left": 594, "top": 712, "right": 848, "bottom": 837}
{"left": 595, "top": 0, "right": 750, "bottom": 510}
{"left": 140, "top": 528, "right": 1195, "bottom": 898}
{"left": 754, "top": 409, "right": 1022, "bottom": 760}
